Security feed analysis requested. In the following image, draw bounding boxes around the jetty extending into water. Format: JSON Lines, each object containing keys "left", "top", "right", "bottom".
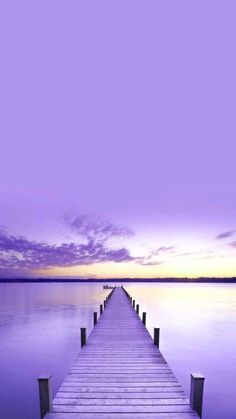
{"left": 38, "top": 286, "right": 205, "bottom": 418}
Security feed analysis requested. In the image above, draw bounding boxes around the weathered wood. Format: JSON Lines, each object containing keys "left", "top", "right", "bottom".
{"left": 51, "top": 405, "right": 197, "bottom": 413}
{"left": 38, "top": 374, "right": 52, "bottom": 419}
{"left": 154, "top": 327, "right": 160, "bottom": 348}
{"left": 46, "top": 413, "right": 199, "bottom": 419}
{"left": 56, "top": 391, "right": 185, "bottom": 398}
{"left": 93, "top": 312, "right": 97, "bottom": 326}
{"left": 53, "top": 397, "right": 189, "bottom": 406}
{"left": 44, "top": 287, "right": 198, "bottom": 418}
{"left": 190, "top": 374, "right": 205, "bottom": 417}
{"left": 80, "top": 328, "right": 86, "bottom": 348}
{"left": 59, "top": 384, "right": 183, "bottom": 391}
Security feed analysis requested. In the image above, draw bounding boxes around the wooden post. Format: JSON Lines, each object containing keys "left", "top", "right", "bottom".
{"left": 190, "top": 373, "right": 205, "bottom": 417}
{"left": 132, "top": 300, "right": 135, "bottom": 308}
{"left": 136, "top": 304, "right": 139, "bottom": 314}
{"left": 100, "top": 304, "right": 103, "bottom": 315}
{"left": 104, "top": 300, "right": 106, "bottom": 309}
{"left": 154, "top": 327, "right": 160, "bottom": 347}
{"left": 81, "top": 327, "right": 86, "bottom": 348}
{"left": 38, "top": 374, "right": 52, "bottom": 419}
{"left": 93, "top": 312, "right": 97, "bottom": 326}
{"left": 142, "top": 312, "right": 146, "bottom": 326}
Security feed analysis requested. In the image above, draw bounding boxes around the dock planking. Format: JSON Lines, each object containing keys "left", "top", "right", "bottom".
{"left": 44, "top": 287, "right": 199, "bottom": 419}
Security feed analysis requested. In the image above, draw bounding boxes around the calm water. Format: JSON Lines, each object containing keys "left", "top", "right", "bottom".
{"left": 0, "top": 283, "right": 235, "bottom": 419}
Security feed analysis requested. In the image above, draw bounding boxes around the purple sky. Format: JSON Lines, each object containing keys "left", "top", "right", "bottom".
{"left": 0, "top": 1, "right": 236, "bottom": 278}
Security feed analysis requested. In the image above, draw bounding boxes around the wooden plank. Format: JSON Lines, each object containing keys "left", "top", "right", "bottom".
{"left": 53, "top": 398, "right": 189, "bottom": 406}
{"left": 51, "top": 405, "right": 197, "bottom": 413}
{"left": 55, "top": 392, "right": 186, "bottom": 398}
{"left": 67, "top": 376, "right": 175, "bottom": 380}
{"left": 60, "top": 382, "right": 184, "bottom": 392}
{"left": 46, "top": 413, "right": 199, "bottom": 419}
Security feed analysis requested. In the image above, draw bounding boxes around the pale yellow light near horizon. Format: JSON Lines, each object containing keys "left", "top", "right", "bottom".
{"left": 38, "top": 255, "right": 236, "bottom": 279}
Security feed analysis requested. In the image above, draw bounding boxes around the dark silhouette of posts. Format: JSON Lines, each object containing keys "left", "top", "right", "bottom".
{"left": 132, "top": 300, "right": 135, "bottom": 308}
{"left": 80, "top": 327, "right": 86, "bottom": 348}
{"left": 154, "top": 327, "right": 160, "bottom": 347}
{"left": 190, "top": 373, "right": 205, "bottom": 417}
{"left": 38, "top": 374, "right": 52, "bottom": 419}
{"left": 100, "top": 304, "right": 103, "bottom": 315}
{"left": 93, "top": 312, "right": 97, "bottom": 326}
{"left": 136, "top": 304, "right": 139, "bottom": 314}
{"left": 142, "top": 312, "right": 146, "bottom": 326}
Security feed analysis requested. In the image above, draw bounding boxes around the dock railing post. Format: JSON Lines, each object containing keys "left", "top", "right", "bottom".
{"left": 80, "top": 327, "right": 86, "bottom": 348}
{"left": 93, "top": 312, "right": 97, "bottom": 326}
{"left": 190, "top": 373, "right": 205, "bottom": 417}
{"left": 154, "top": 327, "right": 160, "bottom": 347}
{"left": 132, "top": 300, "right": 135, "bottom": 308}
{"left": 136, "top": 304, "right": 139, "bottom": 314}
{"left": 38, "top": 374, "right": 52, "bottom": 419}
{"left": 100, "top": 304, "right": 103, "bottom": 315}
{"left": 142, "top": 312, "right": 146, "bottom": 326}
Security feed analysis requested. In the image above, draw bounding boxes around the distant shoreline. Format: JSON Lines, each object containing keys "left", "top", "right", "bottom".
{"left": 0, "top": 277, "right": 236, "bottom": 283}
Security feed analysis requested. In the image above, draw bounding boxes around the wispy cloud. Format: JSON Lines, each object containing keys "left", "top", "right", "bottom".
{"left": 151, "top": 246, "right": 176, "bottom": 256}
{"left": 66, "top": 213, "right": 134, "bottom": 241}
{"left": 172, "top": 249, "right": 218, "bottom": 260}
{"left": 135, "top": 246, "right": 176, "bottom": 267}
{"left": 137, "top": 259, "right": 163, "bottom": 266}
{"left": 216, "top": 231, "right": 235, "bottom": 240}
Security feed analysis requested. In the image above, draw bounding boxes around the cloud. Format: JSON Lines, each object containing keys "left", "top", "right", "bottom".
{"left": 66, "top": 214, "right": 134, "bottom": 241}
{"left": 133, "top": 246, "right": 176, "bottom": 267}
{"left": 151, "top": 246, "right": 176, "bottom": 256}
{"left": 230, "top": 242, "right": 236, "bottom": 248}
{"left": 0, "top": 229, "right": 134, "bottom": 277}
{"left": 137, "top": 259, "right": 163, "bottom": 266}
{"left": 216, "top": 231, "right": 235, "bottom": 240}
{"left": 172, "top": 249, "right": 217, "bottom": 260}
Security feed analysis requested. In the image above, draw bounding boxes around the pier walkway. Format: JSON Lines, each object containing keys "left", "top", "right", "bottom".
{"left": 44, "top": 287, "right": 200, "bottom": 419}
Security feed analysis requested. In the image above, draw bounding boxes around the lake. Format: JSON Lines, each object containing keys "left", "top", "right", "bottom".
{"left": 0, "top": 282, "right": 235, "bottom": 419}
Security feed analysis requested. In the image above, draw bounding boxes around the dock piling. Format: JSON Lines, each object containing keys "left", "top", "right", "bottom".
{"left": 80, "top": 327, "right": 86, "bottom": 348}
{"left": 132, "top": 300, "right": 135, "bottom": 308}
{"left": 100, "top": 304, "right": 103, "bottom": 315}
{"left": 154, "top": 327, "right": 160, "bottom": 347}
{"left": 142, "top": 312, "right": 146, "bottom": 326}
{"left": 93, "top": 312, "right": 97, "bottom": 326}
{"left": 38, "top": 374, "right": 52, "bottom": 419}
{"left": 190, "top": 373, "right": 205, "bottom": 417}
{"left": 136, "top": 304, "right": 139, "bottom": 314}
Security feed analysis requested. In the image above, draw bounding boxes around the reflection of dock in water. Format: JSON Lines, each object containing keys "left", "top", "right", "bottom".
{"left": 39, "top": 286, "right": 204, "bottom": 418}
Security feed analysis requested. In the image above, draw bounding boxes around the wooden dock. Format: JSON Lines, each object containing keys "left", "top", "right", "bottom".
{"left": 40, "top": 286, "right": 203, "bottom": 419}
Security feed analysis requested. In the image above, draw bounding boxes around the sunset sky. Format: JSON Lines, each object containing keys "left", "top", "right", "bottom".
{"left": 1, "top": 1, "right": 236, "bottom": 279}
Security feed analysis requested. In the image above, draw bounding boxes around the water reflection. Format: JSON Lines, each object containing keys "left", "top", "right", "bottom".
{"left": 0, "top": 282, "right": 235, "bottom": 419}
{"left": 126, "top": 283, "right": 236, "bottom": 419}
